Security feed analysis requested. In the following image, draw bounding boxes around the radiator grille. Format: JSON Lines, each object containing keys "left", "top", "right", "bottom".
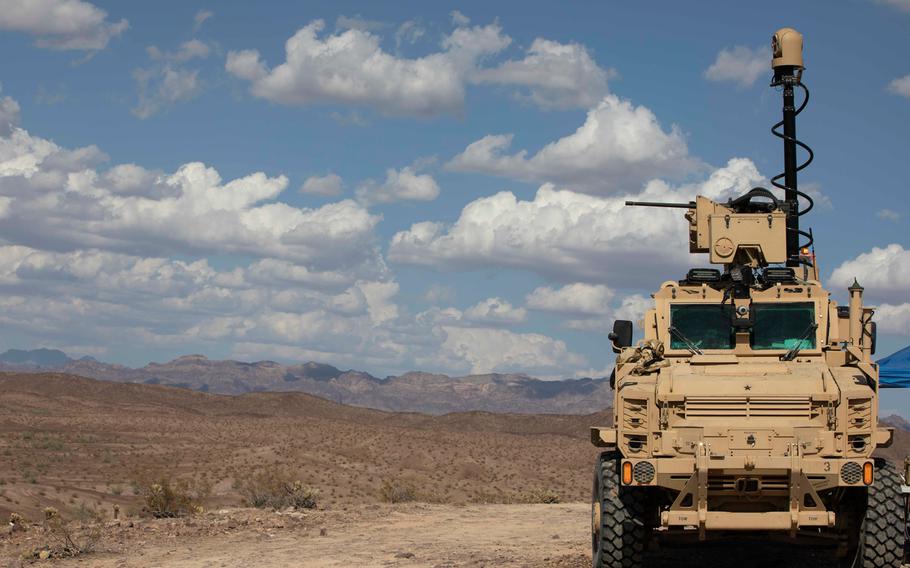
{"left": 683, "top": 396, "right": 812, "bottom": 418}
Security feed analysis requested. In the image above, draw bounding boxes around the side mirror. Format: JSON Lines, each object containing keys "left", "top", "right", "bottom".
{"left": 609, "top": 320, "right": 634, "bottom": 352}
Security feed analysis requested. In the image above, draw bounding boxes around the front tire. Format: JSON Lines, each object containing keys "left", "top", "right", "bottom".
{"left": 851, "top": 459, "right": 907, "bottom": 568}
{"left": 592, "top": 452, "right": 649, "bottom": 568}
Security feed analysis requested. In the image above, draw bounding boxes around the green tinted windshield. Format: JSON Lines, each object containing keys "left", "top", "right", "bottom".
{"left": 669, "top": 304, "right": 734, "bottom": 350}
{"left": 751, "top": 302, "right": 816, "bottom": 350}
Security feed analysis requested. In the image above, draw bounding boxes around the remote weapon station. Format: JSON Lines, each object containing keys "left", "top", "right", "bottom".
{"left": 590, "top": 28, "right": 906, "bottom": 567}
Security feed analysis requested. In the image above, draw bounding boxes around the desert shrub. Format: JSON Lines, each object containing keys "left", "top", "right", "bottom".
{"left": 234, "top": 467, "right": 318, "bottom": 510}
{"left": 22, "top": 506, "right": 103, "bottom": 559}
{"left": 379, "top": 478, "right": 417, "bottom": 504}
{"left": 525, "top": 489, "right": 559, "bottom": 505}
{"left": 9, "top": 512, "right": 28, "bottom": 533}
{"left": 136, "top": 476, "right": 209, "bottom": 518}
{"left": 525, "top": 488, "right": 560, "bottom": 504}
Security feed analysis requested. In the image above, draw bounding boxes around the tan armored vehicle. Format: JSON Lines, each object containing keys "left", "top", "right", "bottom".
{"left": 590, "top": 28, "right": 907, "bottom": 567}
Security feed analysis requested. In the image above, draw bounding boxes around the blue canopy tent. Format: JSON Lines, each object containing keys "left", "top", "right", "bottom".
{"left": 879, "top": 346, "right": 910, "bottom": 388}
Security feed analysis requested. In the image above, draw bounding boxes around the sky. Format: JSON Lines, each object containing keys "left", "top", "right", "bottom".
{"left": 0, "top": 0, "right": 909, "bottom": 395}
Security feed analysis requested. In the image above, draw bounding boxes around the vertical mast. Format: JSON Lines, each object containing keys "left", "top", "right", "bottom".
{"left": 770, "top": 28, "right": 805, "bottom": 267}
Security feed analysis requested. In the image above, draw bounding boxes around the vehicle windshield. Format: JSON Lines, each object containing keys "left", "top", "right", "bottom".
{"left": 751, "top": 302, "right": 816, "bottom": 350}
{"left": 669, "top": 304, "right": 734, "bottom": 350}
{"left": 669, "top": 302, "right": 817, "bottom": 352}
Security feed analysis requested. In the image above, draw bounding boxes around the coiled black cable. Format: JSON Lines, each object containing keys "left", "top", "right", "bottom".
{"left": 770, "top": 81, "right": 815, "bottom": 252}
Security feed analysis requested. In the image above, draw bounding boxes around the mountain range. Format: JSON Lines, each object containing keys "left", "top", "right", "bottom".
{"left": 0, "top": 348, "right": 611, "bottom": 415}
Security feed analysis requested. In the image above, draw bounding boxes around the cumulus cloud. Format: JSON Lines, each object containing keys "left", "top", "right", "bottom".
{"left": 300, "top": 173, "right": 344, "bottom": 197}
{"left": 356, "top": 165, "right": 440, "bottom": 204}
{"left": 226, "top": 19, "right": 510, "bottom": 117}
{"left": 474, "top": 38, "right": 613, "bottom": 109}
{"left": 704, "top": 46, "right": 769, "bottom": 88}
{"left": 226, "top": 18, "right": 615, "bottom": 116}
{"left": 447, "top": 95, "right": 698, "bottom": 193}
{"left": 830, "top": 244, "right": 910, "bottom": 303}
{"left": 877, "top": 303, "right": 910, "bottom": 335}
{"left": 0, "top": 92, "right": 587, "bottom": 378}
{"left": 888, "top": 75, "right": 910, "bottom": 99}
{"left": 391, "top": 158, "right": 762, "bottom": 286}
{"left": 133, "top": 40, "right": 213, "bottom": 118}
{"left": 0, "top": 110, "right": 382, "bottom": 270}
{"left": 435, "top": 326, "right": 584, "bottom": 375}
{"left": 0, "top": 0, "right": 128, "bottom": 51}
{"left": 526, "top": 283, "right": 613, "bottom": 316}
{"left": 463, "top": 297, "right": 527, "bottom": 326}
{"left": 0, "top": 90, "right": 21, "bottom": 136}
{"left": 615, "top": 294, "right": 651, "bottom": 323}
{"left": 526, "top": 285, "right": 651, "bottom": 333}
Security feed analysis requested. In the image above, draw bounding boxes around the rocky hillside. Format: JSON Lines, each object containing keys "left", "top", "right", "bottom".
{"left": 0, "top": 349, "right": 611, "bottom": 414}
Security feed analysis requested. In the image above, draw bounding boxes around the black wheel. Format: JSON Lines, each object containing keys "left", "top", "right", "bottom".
{"left": 592, "top": 452, "right": 650, "bottom": 568}
{"left": 851, "top": 459, "right": 907, "bottom": 568}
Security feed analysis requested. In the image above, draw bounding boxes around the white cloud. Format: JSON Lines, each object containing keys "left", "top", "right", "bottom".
{"left": 704, "top": 46, "right": 769, "bottom": 88}
{"left": 395, "top": 19, "right": 425, "bottom": 48}
{"left": 356, "top": 165, "right": 440, "bottom": 204}
{"left": 830, "top": 244, "right": 910, "bottom": 303}
{"left": 0, "top": 111, "right": 382, "bottom": 270}
{"left": 391, "top": 158, "right": 761, "bottom": 286}
{"left": 300, "top": 173, "right": 344, "bottom": 197}
{"left": 878, "top": 209, "right": 901, "bottom": 221}
{"left": 447, "top": 95, "right": 698, "bottom": 193}
{"left": 615, "top": 294, "right": 651, "bottom": 323}
{"left": 226, "top": 19, "right": 510, "bottom": 117}
{"left": 435, "top": 326, "right": 584, "bottom": 375}
{"left": 0, "top": 0, "right": 128, "bottom": 51}
{"left": 463, "top": 297, "right": 527, "bottom": 325}
{"left": 877, "top": 303, "right": 910, "bottom": 335}
{"left": 473, "top": 38, "right": 613, "bottom": 109}
{"left": 0, "top": 90, "right": 21, "bottom": 136}
{"left": 0, "top": 92, "right": 590, "bottom": 379}
{"left": 227, "top": 18, "right": 615, "bottom": 116}
{"left": 450, "top": 11, "right": 470, "bottom": 26}
{"left": 133, "top": 40, "right": 212, "bottom": 119}
{"left": 133, "top": 66, "right": 202, "bottom": 119}
{"left": 526, "top": 283, "right": 613, "bottom": 316}
{"left": 335, "top": 15, "right": 386, "bottom": 32}
{"left": 193, "top": 9, "right": 214, "bottom": 31}
{"left": 148, "top": 39, "right": 211, "bottom": 62}
{"left": 888, "top": 75, "right": 910, "bottom": 99}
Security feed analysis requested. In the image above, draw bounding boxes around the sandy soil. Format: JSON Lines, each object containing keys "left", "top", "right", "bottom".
{"left": 2, "top": 503, "right": 589, "bottom": 568}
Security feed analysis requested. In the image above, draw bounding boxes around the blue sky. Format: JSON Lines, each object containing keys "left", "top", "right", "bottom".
{"left": 0, "top": 0, "right": 908, "bottom": 400}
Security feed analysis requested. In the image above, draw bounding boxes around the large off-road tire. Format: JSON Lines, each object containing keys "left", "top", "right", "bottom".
{"left": 592, "top": 452, "right": 649, "bottom": 568}
{"left": 853, "top": 459, "right": 907, "bottom": 568}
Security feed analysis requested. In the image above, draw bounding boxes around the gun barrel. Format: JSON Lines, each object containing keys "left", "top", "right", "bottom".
{"left": 624, "top": 200, "right": 696, "bottom": 209}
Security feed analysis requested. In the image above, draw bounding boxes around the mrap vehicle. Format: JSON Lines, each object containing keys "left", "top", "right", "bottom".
{"left": 590, "top": 28, "right": 906, "bottom": 568}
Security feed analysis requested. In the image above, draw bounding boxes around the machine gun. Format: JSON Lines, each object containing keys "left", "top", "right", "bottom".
{"left": 626, "top": 189, "right": 789, "bottom": 269}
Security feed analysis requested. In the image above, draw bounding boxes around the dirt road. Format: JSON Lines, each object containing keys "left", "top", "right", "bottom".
{"left": 40, "top": 504, "right": 590, "bottom": 568}
{"left": 18, "top": 503, "right": 897, "bottom": 568}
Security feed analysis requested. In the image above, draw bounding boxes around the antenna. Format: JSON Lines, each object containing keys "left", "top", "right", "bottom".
{"left": 770, "top": 28, "right": 814, "bottom": 267}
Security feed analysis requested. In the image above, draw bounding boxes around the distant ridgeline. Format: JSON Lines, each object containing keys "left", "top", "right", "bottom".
{"left": 0, "top": 348, "right": 74, "bottom": 367}
{"left": 880, "top": 346, "right": 910, "bottom": 388}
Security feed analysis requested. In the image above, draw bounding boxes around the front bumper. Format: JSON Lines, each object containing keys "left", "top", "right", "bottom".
{"left": 621, "top": 442, "right": 873, "bottom": 539}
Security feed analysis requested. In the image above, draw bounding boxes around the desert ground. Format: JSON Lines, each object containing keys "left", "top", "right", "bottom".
{"left": 1, "top": 372, "right": 908, "bottom": 567}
